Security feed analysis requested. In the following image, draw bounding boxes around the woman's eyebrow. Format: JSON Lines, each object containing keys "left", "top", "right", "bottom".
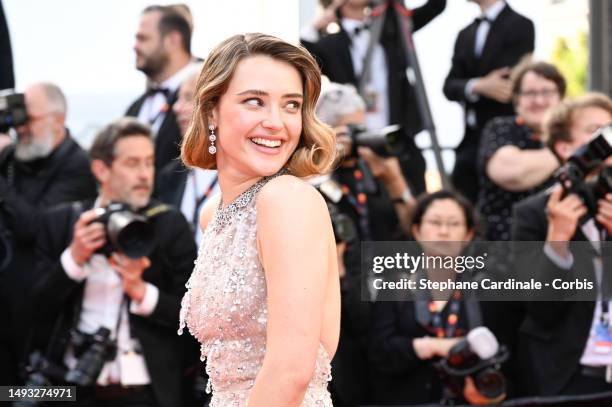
{"left": 236, "top": 89, "right": 303, "bottom": 98}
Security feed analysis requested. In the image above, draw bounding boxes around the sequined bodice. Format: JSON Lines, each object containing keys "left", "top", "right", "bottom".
{"left": 178, "top": 173, "right": 333, "bottom": 406}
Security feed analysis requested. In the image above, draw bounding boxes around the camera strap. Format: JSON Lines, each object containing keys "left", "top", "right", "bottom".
{"left": 338, "top": 164, "right": 373, "bottom": 241}
{"left": 428, "top": 290, "right": 463, "bottom": 338}
{"left": 141, "top": 203, "right": 171, "bottom": 219}
{"left": 113, "top": 295, "right": 128, "bottom": 343}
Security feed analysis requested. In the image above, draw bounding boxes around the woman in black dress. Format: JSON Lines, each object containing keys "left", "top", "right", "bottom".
{"left": 477, "top": 61, "right": 566, "bottom": 241}
{"left": 369, "top": 190, "right": 496, "bottom": 405}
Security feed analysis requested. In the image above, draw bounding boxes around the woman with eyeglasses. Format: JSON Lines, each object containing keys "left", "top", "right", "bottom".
{"left": 476, "top": 60, "right": 566, "bottom": 241}
{"left": 369, "top": 190, "right": 504, "bottom": 405}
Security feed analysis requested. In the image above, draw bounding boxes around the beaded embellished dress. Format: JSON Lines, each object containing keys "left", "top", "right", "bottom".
{"left": 178, "top": 173, "right": 333, "bottom": 406}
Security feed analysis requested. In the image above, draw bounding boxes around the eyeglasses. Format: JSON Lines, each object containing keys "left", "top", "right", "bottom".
{"left": 422, "top": 218, "right": 466, "bottom": 230}
{"left": 517, "top": 89, "right": 559, "bottom": 99}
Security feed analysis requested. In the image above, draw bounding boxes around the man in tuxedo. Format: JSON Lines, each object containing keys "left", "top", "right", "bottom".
{"left": 0, "top": 82, "right": 97, "bottom": 386}
{"left": 126, "top": 5, "right": 196, "bottom": 172}
{"left": 155, "top": 67, "right": 219, "bottom": 246}
{"left": 444, "top": 0, "right": 534, "bottom": 203}
{"left": 29, "top": 117, "right": 198, "bottom": 406}
{"left": 512, "top": 93, "right": 612, "bottom": 396}
{"left": 301, "top": 0, "right": 447, "bottom": 195}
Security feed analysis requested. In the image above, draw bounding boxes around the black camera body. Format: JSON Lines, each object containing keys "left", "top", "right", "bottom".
{"left": 92, "top": 202, "right": 156, "bottom": 259}
{"left": 347, "top": 123, "right": 406, "bottom": 158}
{"left": 327, "top": 201, "right": 358, "bottom": 244}
{"left": 0, "top": 89, "right": 27, "bottom": 132}
{"left": 20, "top": 327, "right": 117, "bottom": 406}
{"left": 65, "top": 327, "right": 116, "bottom": 387}
{"left": 309, "top": 176, "right": 357, "bottom": 243}
{"left": 555, "top": 124, "right": 612, "bottom": 219}
{"left": 436, "top": 327, "right": 508, "bottom": 403}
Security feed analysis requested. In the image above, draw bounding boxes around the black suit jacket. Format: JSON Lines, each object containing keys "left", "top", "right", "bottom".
{"left": 443, "top": 3, "right": 534, "bottom": 134}
{"left": 0, "top": 134, "right": 97, "bottom": 383}
{"left": 154, "top": 160, "right": 189, "bottom": 209}
{"left": 29, "top": 199, "right": 198, "bottom": 407}
{"left": 369, "top": 298, "right": 477, "bottom": 405}
{"left": 512, "top": 190, "right": 612, "bottom": 396}
{"left": 126, "top": 90, "right": 182, "bottom": 173}
{"left": 302, "top": 0, "right": 445, "bottom": 195}
{"left": 302, "top": 0, "right": 445, "bottom": 137}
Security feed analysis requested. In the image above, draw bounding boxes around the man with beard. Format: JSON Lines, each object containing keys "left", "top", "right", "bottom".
{"left": 28, "top": 117, "right": 197, "bottom": 406}
{"left": 126, "top": 5, "right": 196, "bottom": 172}
{"left": 0, "top": 82, "right": 97, "bottom": 385}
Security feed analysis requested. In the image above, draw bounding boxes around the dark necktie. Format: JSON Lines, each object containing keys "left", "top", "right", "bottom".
{"left": 145, "top": 86, "right": 169, "bottom": 99}
{"left": 474, "top": 16, "right": 491, "bottom": 25}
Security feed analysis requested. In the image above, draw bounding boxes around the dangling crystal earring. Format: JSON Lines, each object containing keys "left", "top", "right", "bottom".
{"left": 208, "top": 124, "right": 217, "bottom": 155}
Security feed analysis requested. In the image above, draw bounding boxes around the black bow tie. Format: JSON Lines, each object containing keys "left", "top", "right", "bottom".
{"left": 353, "top": 23, "right": 370, "bottom": 36}
{"left": 146, "top": 86, "right": 170, "bottom": 99}
{"left": 475, "top": 16, "right": 491, "bottom": 25}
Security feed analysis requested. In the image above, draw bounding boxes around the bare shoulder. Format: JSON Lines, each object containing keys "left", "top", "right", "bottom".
{"left": 257, "top": 174, "right": 328, "bottom": 220}
{"left": 199, "top": 194, "right": 221, "bottom": 232}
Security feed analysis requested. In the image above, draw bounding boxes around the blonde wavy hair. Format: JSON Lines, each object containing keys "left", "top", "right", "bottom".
{"left": 181, "top": 33, "right": 336, "bottom": 177}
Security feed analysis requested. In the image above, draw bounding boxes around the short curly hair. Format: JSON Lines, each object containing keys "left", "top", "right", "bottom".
{"left": 544, "top": 92, "right": 612, "bottom": 151}
{"left": 181, "top": 33, "right": 336, "bottom": 177}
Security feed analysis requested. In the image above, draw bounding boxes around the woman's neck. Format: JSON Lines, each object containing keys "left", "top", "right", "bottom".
{"left": 217, "top": 167, "right": 262, "bottom": 207}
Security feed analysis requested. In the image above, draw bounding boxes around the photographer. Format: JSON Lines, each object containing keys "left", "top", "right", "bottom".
{"left": 301, "top": 0, "right": 447, "bottom": 195}
{"left": 0, "top": 83, "right": 97, "bottom": 385}
{"left": 370, "top": 190, "right": 506, "bottom": 405}
{"left": 28, "top": 118, "right": 197, "bottom": 406}
{"left": 512, "top": 93, "right": 612, "bottom": 396}
{"left": 314, "top": 82, "right": 414, "bottom": 406}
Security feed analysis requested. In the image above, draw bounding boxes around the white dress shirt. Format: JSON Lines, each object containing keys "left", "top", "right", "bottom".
{"left": 180, "top": 168, "right": 220, "bottom": 246}
{"left": 341, "top": 18, "right": 389, "bottom": 131}
{"left": 59, "top": 199, "right": 159, "bottom": 385}
{"left": 474, "top": 0, "right": 506, "bottom": 58}
{"left": 464, "top": 0, "right": 507, "bottom": 128}
{"left": 137, "top": 61, "right": 199, "bottom": 135}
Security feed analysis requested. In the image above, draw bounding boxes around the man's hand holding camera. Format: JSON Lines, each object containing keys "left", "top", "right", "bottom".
{"left": 70, "top": 209, "right": 151, "bottom": 303}
{"left": 546, "top": 185, "right": 588, "bottom": 242}
{"left": 311, "top": 0, "right": 345, "bottom": 32}
{"left": 110, "top": 253, "right": 151, "bottom": 303}
{"left": 357, "top": 146, "right": 409, "bottom": 200}
{"left": 545, "top": 186, "right": 588, "bottom": 259}
{"left": 596, "top": 193, "right": 612, "bottom": 235}
{"left": 69, "top": 209, "right": 107, "bottom": 266}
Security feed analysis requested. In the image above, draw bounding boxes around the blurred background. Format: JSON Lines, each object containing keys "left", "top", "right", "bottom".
{"left": 2, "top": 0, "right": 601, "bottom": 180}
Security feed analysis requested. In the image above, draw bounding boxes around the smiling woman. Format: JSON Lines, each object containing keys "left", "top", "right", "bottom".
{"left": 178, "top": 33, "right": 340, "bottom": 407}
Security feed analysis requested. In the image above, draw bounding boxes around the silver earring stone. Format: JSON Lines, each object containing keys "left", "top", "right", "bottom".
{"left": 208, "top": 124, "right": 217, "bottom": 155}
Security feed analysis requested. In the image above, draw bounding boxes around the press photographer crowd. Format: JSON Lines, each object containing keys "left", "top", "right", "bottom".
{"left": 1, "top": 0, "right": 612, "bottom": 406}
